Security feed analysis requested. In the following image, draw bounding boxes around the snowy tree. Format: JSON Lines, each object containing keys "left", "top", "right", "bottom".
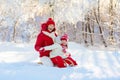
{"left": 0, "top": 0, "right": 120, "bottom": 48}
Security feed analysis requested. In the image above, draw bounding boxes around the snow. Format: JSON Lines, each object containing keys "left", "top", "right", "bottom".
{"left": 0, "top": 42, "right": 120, "bottom": 80}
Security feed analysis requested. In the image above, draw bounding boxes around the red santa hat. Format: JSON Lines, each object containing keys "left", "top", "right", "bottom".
{"left": 46, "top": 18, "right": 55, "bottom": 26}
{"left": 61, "top": 34, "right": 68, "bottom": 41}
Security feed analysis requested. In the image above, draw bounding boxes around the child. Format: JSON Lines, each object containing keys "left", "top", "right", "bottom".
{"left": 40, "top": 32, "right": 77, "bottom": 68}
{"left": 60, "top": 34, "right": 77, "bottom": 66}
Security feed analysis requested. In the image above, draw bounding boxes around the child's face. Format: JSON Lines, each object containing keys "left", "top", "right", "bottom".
{"left": 61, "top": 40, "right": 67, "bottom": 45}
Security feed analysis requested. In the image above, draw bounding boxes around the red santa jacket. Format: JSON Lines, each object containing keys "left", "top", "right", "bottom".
{"left": 34, "top": 18, "right": 57, "bottom": 57}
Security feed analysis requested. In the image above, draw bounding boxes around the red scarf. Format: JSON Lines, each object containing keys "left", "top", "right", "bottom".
{"left": 61, "top": 44, "right": 68, "bottom": 53}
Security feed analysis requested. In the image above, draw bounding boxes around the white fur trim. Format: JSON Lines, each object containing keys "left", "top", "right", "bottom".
{"left": 40, "top": 56, "right": 53, "bottom": 67}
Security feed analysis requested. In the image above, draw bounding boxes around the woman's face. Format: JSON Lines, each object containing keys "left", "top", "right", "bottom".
{"left": 48, "top": 24, "right": 55, "bottom": 32}
{"left": 61, "top": 40, "right": 67, "bottom": 45}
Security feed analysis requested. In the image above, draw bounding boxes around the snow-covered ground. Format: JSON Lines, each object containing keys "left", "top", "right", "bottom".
{"left": 0, "top": 42, "right": 120, "bottom": 80}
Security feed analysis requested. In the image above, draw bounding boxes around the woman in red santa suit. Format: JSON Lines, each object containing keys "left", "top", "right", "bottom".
{"left": 39, "top": 33, "right": 77, "bottom": 68}
{"left": 34, "top": 18, "right": 57, "bottom": 66}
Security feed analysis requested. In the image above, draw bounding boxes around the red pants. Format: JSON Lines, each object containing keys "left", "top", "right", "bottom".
{"left": 64, "top": 57, "right": 77, "bottom": 66}
{"left": 51, "top": 56, "right": 66, "bottom": 68}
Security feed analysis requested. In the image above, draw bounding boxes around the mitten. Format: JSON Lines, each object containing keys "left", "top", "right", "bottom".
{"left": 64, "top": 53, "right": 71, "bottom": 57}
{"left": 39, "top": 47, "right": 45, "bottom": 52}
